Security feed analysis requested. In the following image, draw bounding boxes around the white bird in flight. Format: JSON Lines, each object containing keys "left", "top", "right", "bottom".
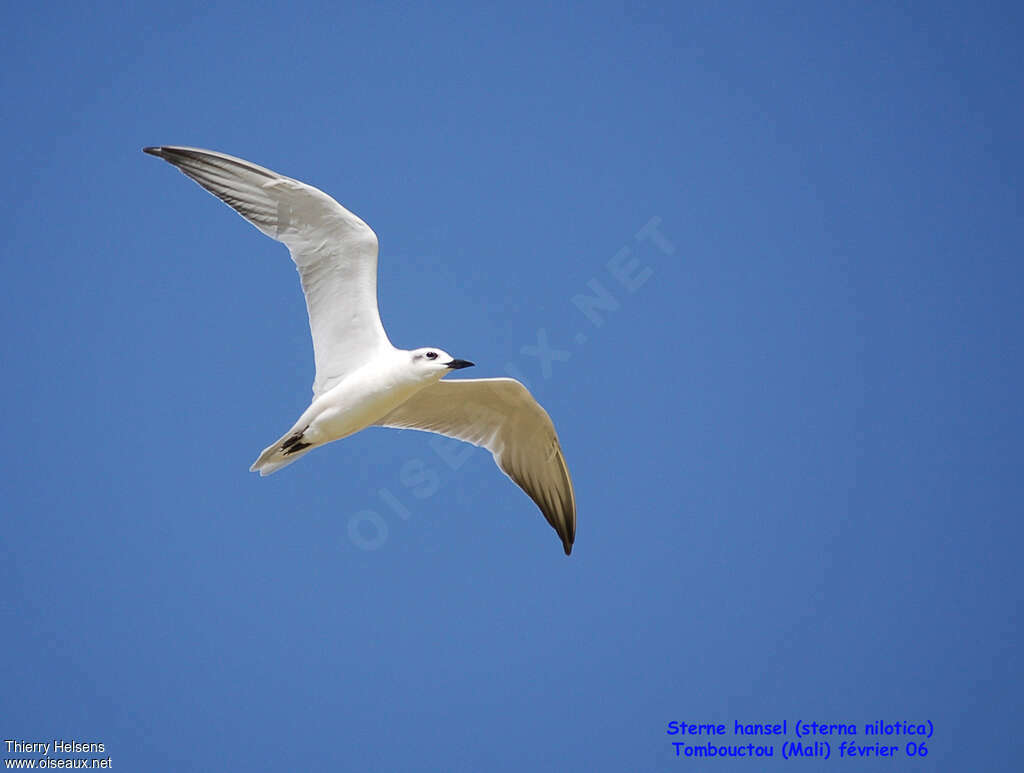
{"left": 144, "top": 146, "right": 576, "bottom": 554}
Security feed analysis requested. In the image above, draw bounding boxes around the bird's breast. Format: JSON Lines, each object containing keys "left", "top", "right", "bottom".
{"left": 308, "top": 371, "right": 426, "bottom": 442}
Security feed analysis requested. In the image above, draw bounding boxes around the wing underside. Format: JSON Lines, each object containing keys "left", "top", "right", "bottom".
{"left": 377, "top": 378, "right": 576, "bottom": 554}
{"left": 144, "top": 145, "right": 390, "bottom": 395}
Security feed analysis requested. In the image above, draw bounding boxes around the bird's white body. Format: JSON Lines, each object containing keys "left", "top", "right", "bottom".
{"left": 254, "top": 350, "right": 443, "bottom": 474}
{"left": 303, "top": 354, "right": 426, "bottom": 443}
{"left": 145, "top": 145, "right": 577, "bottom": 554}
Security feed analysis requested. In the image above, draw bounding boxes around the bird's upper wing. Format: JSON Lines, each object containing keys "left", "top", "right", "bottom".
{"left": 144, "top": 146, "right": 390, "bottom": 396}
{"left": 375, "top": 378, "right": 576, "bottom": 554}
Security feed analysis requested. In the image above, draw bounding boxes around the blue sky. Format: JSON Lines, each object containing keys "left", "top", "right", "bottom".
{"left": 2, "top": 1, "right": 1021, "bottom": 770}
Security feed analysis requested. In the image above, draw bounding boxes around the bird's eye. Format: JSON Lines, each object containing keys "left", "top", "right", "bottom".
{"left": 425, "top": 352, "right": 438, "bottom": 360}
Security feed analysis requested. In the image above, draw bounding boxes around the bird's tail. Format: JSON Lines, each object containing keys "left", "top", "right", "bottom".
{"left": 250, "top": 426, "right": 315, "bottom": 476}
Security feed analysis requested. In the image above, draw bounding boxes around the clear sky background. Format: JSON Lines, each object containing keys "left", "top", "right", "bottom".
{"left": 2, "top": 1, "right": 1021, "bottom": 770}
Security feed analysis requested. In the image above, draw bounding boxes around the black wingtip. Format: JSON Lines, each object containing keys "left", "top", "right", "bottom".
{"left": 563, "top": 540, "right": 573, "bottom": 556}
{"left": 142, "top": 146, "right": 163, "bottom": 156}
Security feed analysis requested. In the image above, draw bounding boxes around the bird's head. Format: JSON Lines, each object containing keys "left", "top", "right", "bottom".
{"left": 409, "top": 348, "right": 475, "bottom": 380}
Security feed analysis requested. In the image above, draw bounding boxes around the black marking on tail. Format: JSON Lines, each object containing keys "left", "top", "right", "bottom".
{"left": 281, "top": 428, "right": 312, "bottom": 455}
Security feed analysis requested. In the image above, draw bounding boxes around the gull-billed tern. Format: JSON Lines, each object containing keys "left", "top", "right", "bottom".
{"left": 144, "top": 146, "right": 576, "bottom": 554}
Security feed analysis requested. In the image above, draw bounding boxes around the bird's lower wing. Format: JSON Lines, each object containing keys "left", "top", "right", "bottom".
{"left": 144, "top": 146, "right": 390, "bottom": 396}
{"left": 376, "top": 378, "right": 576, "bottom": 554}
